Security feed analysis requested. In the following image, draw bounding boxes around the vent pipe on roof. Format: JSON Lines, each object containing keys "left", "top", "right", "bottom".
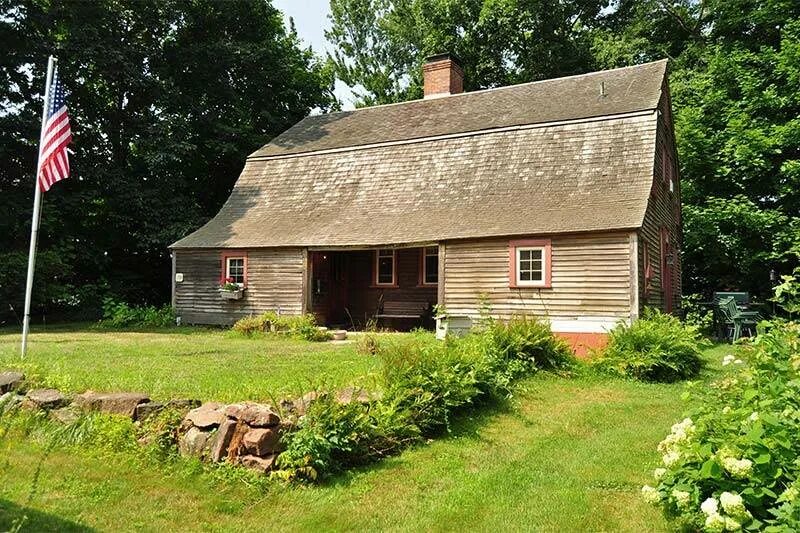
{"left": 423, "top": 53, "right": 464, "bottom": 99}
{"left": 599, "top": 81, "right": 607, "bottom": 97}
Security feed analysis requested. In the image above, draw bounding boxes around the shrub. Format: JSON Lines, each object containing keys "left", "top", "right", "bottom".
{"left": 231, "top": 312, "right": 332, "bottom": 341}
{"left": 100, "top": 298, "right": 175, "bottom": 328}
{"left": 682, "top": 293, "right": 715, "bottom": 336}
{"left": 276, "top": 317, "right": 571, "bottom": 481}
{"left": 642, "top": 321, "right": 800, "bottom": 531}
{"left": 591, "top": 308, "right": 707, "bottom": 382}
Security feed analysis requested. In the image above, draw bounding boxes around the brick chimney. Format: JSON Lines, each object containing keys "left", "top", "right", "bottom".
{"left": 422, "top": 53, "right": 464, "bottom": 99}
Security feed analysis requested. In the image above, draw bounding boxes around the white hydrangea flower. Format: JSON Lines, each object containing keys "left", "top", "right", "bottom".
{"left": 663, "top": 451, "right": 681, "bottom": 467}
{"left": 658, "top": 418, "right": 695, "bottom": 453}
{"left": 653, "top": 467, "right": 667, "bottom": 480}
{"left": 672, "top": 489, "right": 691, "bottom": 509}
{"left": 641, "top": 485, "right": 660, "bottom": 504}
{"left": 722, "top": 457, "right": 753, "bottom": 479}
{"left": 733, "top": 358, "right": 743, "bottom": 365}
{"left": 704, "top": 512, "right": 726, "bottom": 533}
{"left": 701, "top": 497, "right": 719, "bottom": 516}
{"left": 723, "top": 516, "right": 742, "bottom": 531}
{"left": 722, "top": 354, "right": 735, "bottom": 366}
{"left": 722, "top": 406, "right": 732, "bottom": 414}
{"left": 720, "top": 491, "right": 750, "bottom": 520}
{"left": 748, "top": 412, "right": 759, "bottom": 422}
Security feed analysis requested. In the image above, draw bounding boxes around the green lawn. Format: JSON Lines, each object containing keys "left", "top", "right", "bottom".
{"left": 0, "top": 325, "right": 378, "bottom": 402}
{"left": 0, "top": 325, "right": 730, "bottom": 532}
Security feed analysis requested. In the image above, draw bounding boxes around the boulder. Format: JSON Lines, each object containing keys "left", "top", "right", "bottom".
{"left": 0, "top": 371, "right": 24, "bottom": 393}
{"left": 186, "top": 402, "right": 226, "bottom": 429}
{"left": 242, "top": 427, "right": 281, "bottom": 456}
{"left": 238, "top": 453, "right": 278, "bottom": 474}
{"left": 179, "top": 426, "right": 213, "bottom": 458}
{"left": 50, "top": 406, "right": 80, "bottom": 425}
{"left": 134, "top": 399, "right": 200, "bottom": 421}
{"left": 0, "top": 392, "right": 24, "bottom": 414}
{"left": 224, "top": 403, "right": 280, "bottom": 427}
{"left": 336, "top": 387, "right": 381, "bottom": 405}
{"left": 210, "top": 419, "right": 238, "bottom": 462}
{"left": 74, "top": 391, "right": 150, "bottom": 418}
{"left": 290, "top": 391, "right": 322, "bottom": 417}
{"left": 23, "top": 389, "right": 67, "bottom": 410}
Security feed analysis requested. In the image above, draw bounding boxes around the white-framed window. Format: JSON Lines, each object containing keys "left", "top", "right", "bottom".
{"left": 226, "top": 257, "right": 246, "bottom": 286}
{"left": 422, "top": 246, "right": 438, "bottom": 285}
{"left": 375, "top": 249, "right": 396, "bottom": 286}
{"left": 515, "top": 247, "right": 546, "bottom": 286}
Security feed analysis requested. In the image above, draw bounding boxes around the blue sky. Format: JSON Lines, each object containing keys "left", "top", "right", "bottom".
{"left": 272, "top": 0, "right": 357, "bottom": 110}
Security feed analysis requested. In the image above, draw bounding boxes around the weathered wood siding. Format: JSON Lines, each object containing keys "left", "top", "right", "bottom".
{"left": 174, "top": 248, "right": 304, "bottom": 325}
{"left": 442, "top": 232, "right": 633, "bottom": 328}
{"left": 638, "top": 84, "right": 682, "bottom": 314}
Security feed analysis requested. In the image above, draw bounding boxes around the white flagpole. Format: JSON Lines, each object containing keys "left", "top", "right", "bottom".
{"left": 21, "top": 55, "right": 56, "bottom": 358}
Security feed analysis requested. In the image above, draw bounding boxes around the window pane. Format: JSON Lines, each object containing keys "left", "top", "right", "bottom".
{"left": 531, "top": 260, "right": 542, "bottom": 270}
{"left": 378, "top": 255, "right": 394, "bottom": 284}
{"left": 520, "top": 271, "right": 531, "bottom": 281}
{"left": 530, "top": 250, "right": 542, "bottom": 260}
{"left": 530, "top": 270, "right": 542, "bottom": 281}
{"left": 519, "top": 250, "right": 531, "bottom": 261}
{"left": 425, "top": 254, "right": 438, "bottom": 284}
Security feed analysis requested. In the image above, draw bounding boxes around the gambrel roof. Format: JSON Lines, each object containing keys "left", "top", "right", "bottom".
{"left": 172, "top": 60, "right": 668, "bottom": 249}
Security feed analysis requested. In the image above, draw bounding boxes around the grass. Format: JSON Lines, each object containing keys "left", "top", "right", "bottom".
{"left": 0, "top": 324, "right": 378, "bottom": 402}
{"left": 0, "top": 325, "right": 731, "bottom": 532}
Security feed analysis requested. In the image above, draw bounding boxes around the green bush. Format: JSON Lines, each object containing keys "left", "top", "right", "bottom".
{"left": 591, "top": 308, "right": 708, "bottom": 382}
{"left": 642, "top": 321, "right": 800, "bottom": 531}
{"left": 231, "top": 312, "right": 332, "bottom": 341}
{"left": 100, "top": 298, "right": 175, "bottom": 328}
{"left": 276, "top": 317, "right": 571, "bottom": 481}
{"left": 682, "top": 293, "right": 715, "bottom": 336}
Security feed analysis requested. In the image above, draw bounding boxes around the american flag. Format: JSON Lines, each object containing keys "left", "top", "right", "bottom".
{"left": 38, "top": 67, "right": 73, "bottom": 192}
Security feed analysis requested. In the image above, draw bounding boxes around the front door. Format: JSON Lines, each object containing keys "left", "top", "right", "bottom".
{"left": 660, "top": 228, "right": 673, "bottom": 313}
{"left": 309, "top": 251, "right": 348, "bottom": 326}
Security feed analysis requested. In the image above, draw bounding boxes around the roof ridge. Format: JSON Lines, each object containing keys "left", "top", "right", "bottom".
{"left": 309, "top": 58, "right": 668, "bottom": 118}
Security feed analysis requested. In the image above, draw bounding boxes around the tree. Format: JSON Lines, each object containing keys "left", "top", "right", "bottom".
{"left": 0, "top": 0, "right": 334, "bottom": 324}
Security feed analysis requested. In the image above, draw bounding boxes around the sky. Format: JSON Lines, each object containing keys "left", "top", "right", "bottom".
{"left": 272, "top": 0, "right": 357, "bottom": 110}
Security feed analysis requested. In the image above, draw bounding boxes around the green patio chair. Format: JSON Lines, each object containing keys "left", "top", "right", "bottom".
{"left": 717, "top": 297, "right": 761, "bottom": 342}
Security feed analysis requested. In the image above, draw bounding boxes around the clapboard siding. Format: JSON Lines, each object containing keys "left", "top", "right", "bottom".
{"left": 639, "top": 85, "right": 682, "bottom": 314}
{"left": 174, "top": 248, "right": 304, "bottom": 325}
{"left": 443, "top": 233, "right": 633, "bottom": 322}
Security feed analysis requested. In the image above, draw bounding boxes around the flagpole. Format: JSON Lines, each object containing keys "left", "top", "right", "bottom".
{"left": 21, "top": 55, "right": 56, "bottom": 358}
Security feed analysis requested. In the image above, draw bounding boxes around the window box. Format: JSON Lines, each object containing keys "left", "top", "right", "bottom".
{"left": 219, "top": 287, "right": 244, "bottom": 300}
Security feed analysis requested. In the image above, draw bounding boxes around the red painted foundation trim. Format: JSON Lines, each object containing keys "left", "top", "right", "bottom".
{"left": 555, "top": 332, "right": 609, "bottom": 358}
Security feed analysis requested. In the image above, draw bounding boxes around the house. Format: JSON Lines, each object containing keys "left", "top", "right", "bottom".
{"left": 170, "top": 55, "right": 682, "bottom": 355}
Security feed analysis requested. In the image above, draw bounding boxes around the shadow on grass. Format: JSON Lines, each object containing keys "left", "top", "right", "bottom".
{"left": 0, "top": 499, "right": 95, "bottom": 532}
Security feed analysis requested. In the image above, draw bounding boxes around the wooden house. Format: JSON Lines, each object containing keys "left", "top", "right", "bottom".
{"left": 170, "top": 55, "right": 682, "bottom": 354}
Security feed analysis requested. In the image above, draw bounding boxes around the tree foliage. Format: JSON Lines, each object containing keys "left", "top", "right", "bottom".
{"left": 0, "top": 0, "right": 334, "bottom": 323}
{"left": 328, "top": 0, "right": 800, "bottom": 297}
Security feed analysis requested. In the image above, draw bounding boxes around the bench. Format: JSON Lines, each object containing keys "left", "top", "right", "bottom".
{"left": 375, "top": 301, "right": 428, "bottom": 320}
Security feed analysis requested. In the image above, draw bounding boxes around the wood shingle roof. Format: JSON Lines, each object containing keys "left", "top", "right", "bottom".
{"left": 172, "top": 60, "right": 667, "bottom": 249}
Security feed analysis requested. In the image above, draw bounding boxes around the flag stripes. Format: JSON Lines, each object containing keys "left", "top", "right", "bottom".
{"left": 38, "top": 68, "right": 72, "bottom": 192}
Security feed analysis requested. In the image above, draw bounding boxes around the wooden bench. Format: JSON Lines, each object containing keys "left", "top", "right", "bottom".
{"left": 375, "top": 301, "right": 428, "bottom": 320}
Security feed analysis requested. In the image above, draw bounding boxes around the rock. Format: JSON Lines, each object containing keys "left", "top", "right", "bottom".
{"left": 242, "top": 427, "right": 281, "bottom": 456}
{"left": 238, "top": 454, "right": 278, "bottom": 474}
{"left": 224, "top": 402, "right": 280, "bottom": 427}
{"left": 291, "top": 391, "right": 322, "bottom": 417}
{"left": 0, "top": 392, "right": 24, "bottom": 414}
{"left": 186, "top": 402, "right": 226, "bottom": 429}
{"left": 23, "top": 388, "right": 67, "bottom": 410}
{"left": 75, "top": 391, "right": 150, "bottom": 418}
{"left": 0, "top": 371, "right": 24, "bottom": 393}
{"left": 336, "top": 387, "right": 381, "bottom": 405}
{"left": 134, "top": 399, "right": 200, "bottom": 421}
{"left": 210, "top": 419, "right": 237, "bottom": 462}
{"left": 50, "top": 406, "right": 80, "bottom": 425}
{"left": 179, "top": 426, "right": 213, "bottom": 458}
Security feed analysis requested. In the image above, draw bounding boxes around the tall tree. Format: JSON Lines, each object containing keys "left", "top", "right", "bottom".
{"left": 326, "top": 0, "right": 610, "bottom": 105}
{"left": 0, "top": 0, "right": 334, "bottom": 324}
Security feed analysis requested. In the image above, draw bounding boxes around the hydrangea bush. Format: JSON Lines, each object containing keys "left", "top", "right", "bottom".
{"left": 642, "top": 321, "right": 800, "bottom": 531}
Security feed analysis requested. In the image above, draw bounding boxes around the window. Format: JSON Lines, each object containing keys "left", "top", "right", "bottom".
{"left": 222, "top": 254, "right": 247, "bottom": 287}
{"left": 508, "top": 239, "right": 552, "bottom": 288}
{"left": 375, "top": 249, "right": 396, "bottom": 286}
{"left": 421, "top": 246, "right": 438, "bottom": 285}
